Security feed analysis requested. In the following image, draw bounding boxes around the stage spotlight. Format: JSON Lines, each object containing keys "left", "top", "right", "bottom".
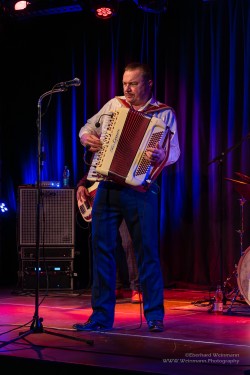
{"left": 0, "top": 202, "right": 8, "bottom": 214}
{"left": 14, "top": 1, "right": 29, "bottom": 11}
{"left": 7, "top": 1, "right": 85, "bottom": 18}
{"left": 91, "top": 0, "right": 118, "bottom": 19}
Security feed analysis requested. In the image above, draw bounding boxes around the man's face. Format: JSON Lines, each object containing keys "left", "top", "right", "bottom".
{"left": 122, "top": 68, "right": 152, "bottom": 107}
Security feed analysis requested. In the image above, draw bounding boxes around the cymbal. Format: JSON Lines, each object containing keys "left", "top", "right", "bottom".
{"left": 225, "top": 177, "right": 250, "bottom": 200}
{"left": 234, "top": 171, "right": 250, "bottom": 183}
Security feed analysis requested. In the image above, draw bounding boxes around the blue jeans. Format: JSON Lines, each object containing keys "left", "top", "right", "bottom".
{"left": 90, "top": 181, "right": 164, "bottom": 327}
{"left": 116, "top": 219, "right": 140, "bottom": 291}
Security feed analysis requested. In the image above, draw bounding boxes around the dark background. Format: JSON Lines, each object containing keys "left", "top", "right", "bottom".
{"left": 0, "top": 0, "right": 250, "bottom": 291}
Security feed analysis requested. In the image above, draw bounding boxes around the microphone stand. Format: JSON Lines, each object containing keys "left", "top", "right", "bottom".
{"left": 0, "top": 86, "right": 93, "bottom": 348}
{"left": 207, "top": 132, "right": 250, "bottom": 304}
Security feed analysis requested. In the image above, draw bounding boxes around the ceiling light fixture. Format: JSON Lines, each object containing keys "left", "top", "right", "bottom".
{"left": 8, "top": 0, "right": 85, "bottom": 17}
{"left": 14, "top": 1, "right": 29, "bottom": 10}
{"left": 91, "top": 0, "right": 118, "bottom": 19}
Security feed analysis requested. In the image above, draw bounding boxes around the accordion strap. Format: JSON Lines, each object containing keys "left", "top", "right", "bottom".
{"left": 115, "top": 97, "right": 172, "bottom": 114}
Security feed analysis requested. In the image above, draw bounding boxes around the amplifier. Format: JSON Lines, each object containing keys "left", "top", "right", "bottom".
{"left": 21, "top": 259, "right": 74, "bottom": 290}
{"left": 18, "top": 187, "right": 75, "bottom": 246}
{"left": 37, "top": 181, "right": 61, "bottom": 188}
{"left": 20, "top": 247, "right": 74, "bottom": 259}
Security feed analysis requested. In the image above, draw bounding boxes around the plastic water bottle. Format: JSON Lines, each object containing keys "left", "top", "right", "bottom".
{"left": 213, "top": 285, "right": 223, "bottom": 314}
{"left": 63, "top": 166, "right": 70, "bottom": 187}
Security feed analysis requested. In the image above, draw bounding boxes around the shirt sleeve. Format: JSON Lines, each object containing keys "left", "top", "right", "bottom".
{"left": 164, "top": 110, "right": 181, "bottom": 167}
{"left": 153, "top": 108, "right": 180, "bottom": 167}
{"left": 76, "top": 174, "right": 88, "bottom": 189}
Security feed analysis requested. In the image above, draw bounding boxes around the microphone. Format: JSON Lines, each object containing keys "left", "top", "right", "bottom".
{"left": 95, "top": 113, "right": 113, "bottom": 128}
{"left": 55, "top": 78, "right": 81, "bottom": 89}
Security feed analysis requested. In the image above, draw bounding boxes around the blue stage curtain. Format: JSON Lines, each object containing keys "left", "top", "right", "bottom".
{"left": 1, "top": 0, "right": 250, "bottom": 288}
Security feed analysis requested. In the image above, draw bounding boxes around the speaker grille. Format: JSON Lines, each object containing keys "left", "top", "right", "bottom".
{"left": 18, "top": 188, "right": 75, "bottom": 246}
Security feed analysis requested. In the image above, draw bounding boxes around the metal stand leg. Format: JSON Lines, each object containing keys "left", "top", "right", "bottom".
{"left": 224, "top": 197, "right": 246, "bottom": 313}
{"left": 226, "top": 286, "right": 240, "bottom": 314}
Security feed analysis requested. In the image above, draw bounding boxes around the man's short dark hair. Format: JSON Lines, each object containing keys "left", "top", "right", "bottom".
{"left": 124, "top": 62, "right": 152, "bottom": 81}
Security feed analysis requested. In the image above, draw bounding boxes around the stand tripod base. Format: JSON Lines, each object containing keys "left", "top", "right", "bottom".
{"left": 0, "top": 316, "right": 94, "bottom": 349}
{"left": 223, "top": 269, "right": 248, "bottom": 315}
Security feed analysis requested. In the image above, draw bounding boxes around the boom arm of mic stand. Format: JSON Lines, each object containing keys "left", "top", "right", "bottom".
{"left": 208, "top": 132, "right": 250, "bottom": 166}
{"left": 37, "top": 87, "right": 67, "bottom": 186}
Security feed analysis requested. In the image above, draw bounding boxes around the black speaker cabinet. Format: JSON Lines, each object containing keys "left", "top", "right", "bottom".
{"left": 18, "top": 187, "right": 75, "bottom": 246}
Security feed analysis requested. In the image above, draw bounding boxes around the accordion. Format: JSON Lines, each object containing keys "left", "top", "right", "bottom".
{"left": 87, "top": 107, "right": 171, "bottom": 190}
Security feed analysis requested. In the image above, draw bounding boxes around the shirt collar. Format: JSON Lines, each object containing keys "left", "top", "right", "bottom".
{"left": 124, "top": 96, "right": 159, "bottom": 111}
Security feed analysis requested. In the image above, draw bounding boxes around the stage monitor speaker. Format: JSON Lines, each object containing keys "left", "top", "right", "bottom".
{"left": 18, "top": 187, "right": 75, "bottom": 246}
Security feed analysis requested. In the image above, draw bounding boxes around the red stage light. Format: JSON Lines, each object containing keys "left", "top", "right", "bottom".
{"left": 95, "top": 6, "right": 113, "bottom": 19}
{"left": 91, "top": 1, "right": 118, "bottom": 19}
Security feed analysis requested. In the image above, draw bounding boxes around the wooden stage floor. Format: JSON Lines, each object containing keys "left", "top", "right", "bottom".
{"left": 0, "top": 286, "right": 250, "bottom": 374}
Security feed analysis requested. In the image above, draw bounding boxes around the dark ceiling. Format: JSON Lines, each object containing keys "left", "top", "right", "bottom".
{"left": 0, "top": 0, "right": 168, "bottom": 20}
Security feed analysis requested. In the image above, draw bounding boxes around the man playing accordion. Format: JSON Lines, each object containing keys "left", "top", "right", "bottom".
{"left": 73, "top": 62, "right": 180, "bottom": 333}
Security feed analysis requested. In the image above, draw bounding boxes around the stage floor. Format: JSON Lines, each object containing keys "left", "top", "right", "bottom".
{"left": 0, "top": 286, "right": 249, "bottom": 374}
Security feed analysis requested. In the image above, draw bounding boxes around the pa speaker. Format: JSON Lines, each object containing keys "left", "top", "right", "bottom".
{"left": 18, "top": 187, "right": 75, "bottom": 246}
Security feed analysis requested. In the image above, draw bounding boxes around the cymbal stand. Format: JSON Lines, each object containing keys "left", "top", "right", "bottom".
{"left": 208, "top": 132, "right": 250, "bottom": 304}
{"left": 236, "top": 197, "right": 246, "bottom": 258}
{"left": 224, "top": 196, "right": 247, "bottom": 313}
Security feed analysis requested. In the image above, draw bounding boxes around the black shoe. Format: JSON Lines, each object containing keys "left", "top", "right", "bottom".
{"left": 147, "top": 320, "right": 164, "bottom": 332}
{"left": 72, "top": 319, "right": 112, "bottom": 332}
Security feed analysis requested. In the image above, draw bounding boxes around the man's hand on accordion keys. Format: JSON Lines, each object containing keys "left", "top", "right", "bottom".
{"left": 80, "top": 134, "right": 102, "bottom": 152}
{"left": 145, "top": 142, "right": 166, "bottom": 166}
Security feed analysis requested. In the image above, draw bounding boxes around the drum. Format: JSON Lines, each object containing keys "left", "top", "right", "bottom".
{"left": 237, "top": 246, "right": 250, "bottom": 305}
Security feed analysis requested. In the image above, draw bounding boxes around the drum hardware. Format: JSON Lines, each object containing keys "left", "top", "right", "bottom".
{"left": 223, "top": 266, "right": 246, "bottom": 312}
{"left": 224, "top": 173, "right": 250, "bottom": 313}
{"left": 208, "top": 134, "right": 250, "bottom": 300}
{"left": 237, "top": 246, "right": 250, "bottom": 306}
{"left": 225, "top": 176, "right": 250, "bottom": 201}
{"left": 234, "top": 171, "right": 250, "bottom": 184}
